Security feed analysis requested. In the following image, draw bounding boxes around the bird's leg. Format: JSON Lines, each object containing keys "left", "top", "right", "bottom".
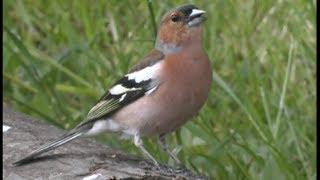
{"left": 134, "top": 133, "right": 159, "bottom": 167}
{"left": 158, "top": 134, "right": 181, "bottom": 165}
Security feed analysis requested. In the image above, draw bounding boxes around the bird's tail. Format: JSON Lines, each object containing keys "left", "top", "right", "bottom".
{"left": 13, "top": 130, "right": 84, "bottom": 166}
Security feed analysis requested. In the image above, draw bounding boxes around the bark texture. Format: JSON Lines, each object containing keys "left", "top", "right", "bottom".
{"left": 3, "top": 107, "right": 207, "bottom": 180}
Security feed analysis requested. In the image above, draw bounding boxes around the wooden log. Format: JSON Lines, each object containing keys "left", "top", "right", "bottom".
{"left": 3, "top": 107, "right": 207, "bottom": 180}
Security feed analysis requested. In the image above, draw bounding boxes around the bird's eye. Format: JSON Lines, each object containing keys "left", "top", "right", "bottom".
{"left": 171, "top": 15, "right": 181, "bottom": 22}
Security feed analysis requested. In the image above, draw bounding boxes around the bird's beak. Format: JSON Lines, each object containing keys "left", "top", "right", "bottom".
{"left": 187, "top": 9, "right": 206, "bottom": 27}
{"left": 190, "top": 9, "right": 206, "bottom": 18}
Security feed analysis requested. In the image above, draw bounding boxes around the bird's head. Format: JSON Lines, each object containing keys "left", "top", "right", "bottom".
{"left": 155, "top": 4, "right": 206, "bottom": 54}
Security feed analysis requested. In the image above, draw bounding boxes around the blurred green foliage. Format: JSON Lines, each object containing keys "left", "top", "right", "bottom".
{"left": 3, "top": 0, "right": 316, "bottom": 179}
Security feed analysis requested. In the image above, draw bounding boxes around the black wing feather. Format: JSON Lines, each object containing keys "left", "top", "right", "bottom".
{"left": 77, "top": 49, "right": 164, "bottom": 128}
{"left": 76, "top": 76, "right": 156, "bottom": 128}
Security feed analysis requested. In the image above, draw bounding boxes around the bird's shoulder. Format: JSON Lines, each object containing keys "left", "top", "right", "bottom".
{"left": 76, "top": 49, "right": 165, "bottom": 127}
{"left": 129, "top": 48, "right": 165, "bottom": 73}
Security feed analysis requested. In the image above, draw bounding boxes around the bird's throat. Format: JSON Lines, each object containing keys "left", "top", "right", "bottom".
{"left": 155, "top": 40, "right": 182, "bottom": 55}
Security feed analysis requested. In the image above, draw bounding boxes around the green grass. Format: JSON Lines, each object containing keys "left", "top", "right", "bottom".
{"left": 3, "top": 0, "right": 316, "bottom": 179}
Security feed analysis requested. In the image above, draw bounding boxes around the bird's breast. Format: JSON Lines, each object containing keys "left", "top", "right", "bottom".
{"left": 111, "top": 51, "right": 212, "bottom": 136}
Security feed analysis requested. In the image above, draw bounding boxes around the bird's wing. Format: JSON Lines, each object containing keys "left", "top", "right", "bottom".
{"left": 76, "top": 49, "right": 164, "bottom": 128}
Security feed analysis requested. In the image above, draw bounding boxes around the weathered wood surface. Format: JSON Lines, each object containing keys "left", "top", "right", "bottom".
{"left": 3, "top": 107, "right": 207, "bottom": 180}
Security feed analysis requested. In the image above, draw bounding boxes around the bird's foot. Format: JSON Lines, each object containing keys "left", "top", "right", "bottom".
{"left": 173, "top": 163, "right": 188, "bottom": 173}
{"left": 139, "top": 160, "right": 154, "bottom": 170}
{"left": 139, "top": 160, "right": 176, "bottom": 173}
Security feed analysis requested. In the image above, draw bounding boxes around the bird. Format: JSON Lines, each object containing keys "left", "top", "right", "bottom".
{"left": 13, "top": 4, "right": 212, "bottom": 167}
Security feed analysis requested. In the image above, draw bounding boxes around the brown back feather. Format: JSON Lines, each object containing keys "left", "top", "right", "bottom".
{"left": 129, "top": 49, "right": 165, "bottom": 73}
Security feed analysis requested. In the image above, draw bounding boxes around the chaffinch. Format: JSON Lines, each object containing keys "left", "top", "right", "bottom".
{"left": 14, "top": 4, "right": 212, "bottom": 167}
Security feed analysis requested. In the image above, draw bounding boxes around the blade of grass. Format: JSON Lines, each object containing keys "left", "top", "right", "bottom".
{"left": 273, "top": 40, "right": 295, "bottom": 138}
{"left": 228, "top": 153, "right": 252, "bottom": 179}
{"left": 9, "top": 95, "right": 63, "bottom": 128}
{"left": 284, "top": 109, "right": 312, "bottom": 179}
{"left": 194, "top": 154, "right": 229, "bottom": 179}
{"left": 28, "top": 46, "right": 93, "bottom": 88}
{"left": 4, "top": 26, "right": 92, "bottom": 88}
{"left": 5, "top": 26, "right": 91, "bottom": 124}
{"left": 55, "top": 84, "right": 99, "bottom": 98}
{"left": 212, "top": 71, "right": 296, "bottom": 177}
{"left": 4, "top": 27, "right": 42, "bottom": 85}
{"left": 260, "top": 87, "right": 273, "bottom": 134}
{"left": 3, "top": 72, "right": 38, "bottom": 94}
{"left": 146, "top": 0, "right": 157, "bottom": 40}
{"left": 212, "top": 71, "right": 268, "bottom": 142}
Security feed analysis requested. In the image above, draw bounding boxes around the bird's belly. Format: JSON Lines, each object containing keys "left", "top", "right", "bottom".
{"left": 111, "top": 77, "right": 210, "bottom": 136}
